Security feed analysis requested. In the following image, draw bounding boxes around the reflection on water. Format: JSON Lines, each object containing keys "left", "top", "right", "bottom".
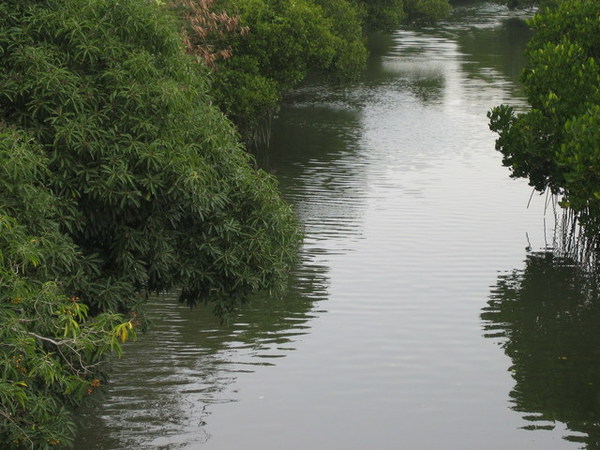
{"left": 75, "top": 261, "right": 330, "bottom": 449}
{"left": 258, "top": 103, "right": 368, "bottom": 249}
{"left": 483, "top": 252, "right": 600, "bottom": 448}
{"left": 75, "top": 3, "right": 582, "bottom": 449}
{"left": 455, "top": 16, "right": 532, "bottom": 86}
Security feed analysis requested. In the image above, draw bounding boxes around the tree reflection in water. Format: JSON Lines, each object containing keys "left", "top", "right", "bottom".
{"left": 482, "top": 251, "right": 600, "bottom": 448}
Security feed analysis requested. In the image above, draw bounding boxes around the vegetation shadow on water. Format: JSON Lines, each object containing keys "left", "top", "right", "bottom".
{"left": 74, "top": 257, "right": 330, "bottom": 449}
{"left": 483, "top": 250, "right": 600, "bottom": 448}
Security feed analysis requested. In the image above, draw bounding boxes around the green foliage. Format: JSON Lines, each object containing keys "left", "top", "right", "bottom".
{"left": 0, "top": 0, "right": 299, "bottom": 442}
{"left": 211, "top": 0, "right": 368, "bottom": 141}
{"left": 0, "top": 0, "right": 301, "bottom": 445}
{"left": 0, "top": 128, "right": 133, "bottom": 449}
{"left": 354, "top": 0, "right": 451, "bottom": 30}
{"left": 559, "top": 105, "right": 600, "bottom": 230}
{"left": 0, "top": 0, "right": 300, "bottom": 315}
{"left": 488, "top": 0, "right": 600, "bottom": 235}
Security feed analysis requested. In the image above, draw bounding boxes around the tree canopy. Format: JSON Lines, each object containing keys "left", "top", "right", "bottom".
{"left": 208, "top": 0, "right": 369, "bottom": 142}
{"left": 0, "top": 126, "right": 136, "bottom": 448}
{"left": 488, "top": 0, "right": 600, "bottom": 236}
{"left": 0, "top": 0, "right": 300, "bottom": 314}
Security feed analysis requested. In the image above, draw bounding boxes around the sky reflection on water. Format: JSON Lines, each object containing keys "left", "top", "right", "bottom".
{"left": 75, "top": 4, "right": 595, "bottom": 449}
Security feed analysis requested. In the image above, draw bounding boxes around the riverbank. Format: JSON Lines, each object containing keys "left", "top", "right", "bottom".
{"left": 74, "top": 4, "right": 595, "bottom": 449}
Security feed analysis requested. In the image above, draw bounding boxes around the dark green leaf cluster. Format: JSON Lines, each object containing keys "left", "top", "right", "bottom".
{"left": 355, "top": 0, "right": 451, "bottom": 31}
{"left": 403, "top": 0, "right": 451, "bottom": 24}
{"left": 488, "top": 0, "right": 600, "bottom": 235}
{"left": 211, "top": 0, "right": 369, "bottom": 142}
{"left": 0, "top": 128, "right": 133, "bottom": 449}
{"left": 0, "top": 0, "right": 300, "bottom": 314}
{"left": 354, "top": 0, "right": 406, "bottom": 32}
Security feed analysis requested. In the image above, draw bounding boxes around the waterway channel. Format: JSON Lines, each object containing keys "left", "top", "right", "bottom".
{"left": 76, "top": 2, "right": 600, "bottom": 449}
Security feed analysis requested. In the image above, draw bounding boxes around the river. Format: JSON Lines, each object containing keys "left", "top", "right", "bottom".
{"left": 75, "top": 2, "right": 600, "bottom": 449}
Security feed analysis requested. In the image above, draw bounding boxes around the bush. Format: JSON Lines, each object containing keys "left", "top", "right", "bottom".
{"left": 0, "top": 0, "right": 300, "bottom": 317}
{"left": 0, "top": 128, "right": 134, "bottom": 449}
{"left": 404, "top": 0, "right": 452, "bottom": 24}
{"left": 210, "top": 0, "right": 368, "bottom": 142}
{"left": 488, "top": 0, "right": 600, "bottom": 235}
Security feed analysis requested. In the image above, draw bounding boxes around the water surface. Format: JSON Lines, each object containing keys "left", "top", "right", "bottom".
{"left": 76, "top": 3, "right": 599, "bottom": 449}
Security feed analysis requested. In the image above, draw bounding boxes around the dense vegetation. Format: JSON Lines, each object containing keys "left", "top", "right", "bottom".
{"left": 209, "top": 0, "right": 369, "bottom": 141}
{"left": 488, "top": 0, "right": 600, "bottom": 237}
{"left": 0, "top": 128, "right": 135, "bottom": 448}
{"left": 175, "top": 0, "right": 451, "bottom": 142}
{"left": 0, "top": 0, "right": 300, "bottom": 446}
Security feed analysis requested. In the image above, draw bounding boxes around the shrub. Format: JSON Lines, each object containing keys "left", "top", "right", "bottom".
{"left": 0, "top": 0, "right": 300, "bottom": 316}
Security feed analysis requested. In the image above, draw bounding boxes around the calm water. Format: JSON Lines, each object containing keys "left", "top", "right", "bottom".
{"left": 76, "top": 3, "right": 600, "bottom": 449}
